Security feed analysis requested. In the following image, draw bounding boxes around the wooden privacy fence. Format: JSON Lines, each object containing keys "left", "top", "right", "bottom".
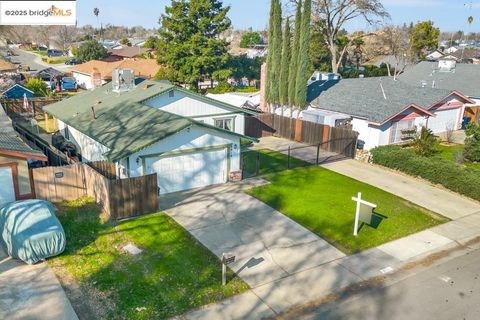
{"left": 245, "top": 114, "right": 359, "bottom": 158}
{"left": 87, "top": 160, "right": 118, "bottom": 179}
{"left": 32, "top": 163, "right": 159, "bottom": 220}
{"left": 0, "top": 97, "right": 62, "bottom": 119}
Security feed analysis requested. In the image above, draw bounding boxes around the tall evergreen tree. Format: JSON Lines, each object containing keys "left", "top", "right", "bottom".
{"left": 288, "top": 0, "right": 302, "bottom": 106}
{"left": 268, "top": 0, "right": 283, "bottom": 105}
{"left": 156, "top": 0, "right": 231, "bottom": 89}
{"left": 279, "top": 17, "right": 291, "bottom": 106}
{"left": 294, "top": 0, "right": 311, "bottom": 108}
{"left": 265, "top": 0, "right": 276, "bottom": 103}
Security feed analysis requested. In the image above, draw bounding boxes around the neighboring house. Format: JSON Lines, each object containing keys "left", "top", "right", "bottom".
{"left": 206, "top": 92, "right": 261, "bottom": 111}
{"left": 105, "top": 47, "right": 149, "bottom": 61}
{"left": 1, "top": 84, "right": 33, "bottom": 99}
{"left": 70, "top": 59, "right": 161, "bottom": 90}
{"left": 425, "top": 50, "right": 444, "bottom": 61}
{"left": 309, "top": 76, "right": 474, "bottom": 150}
{"left": 442, "top": 48, "right": 480, "bottom": 63}
{"left": 399, "top": 60, "right": 480, "bottom": 123}
{"left": 444, "top": 46, "right": 459, "bottom": 54}
{"left": 0, "top": 108, "right": 47, "bottom": 205}
{"left": 34, "top": 67, "right": 64, "bottom": 83}
{"left": 43, "top": 78, "right": 257, "bottom": 194}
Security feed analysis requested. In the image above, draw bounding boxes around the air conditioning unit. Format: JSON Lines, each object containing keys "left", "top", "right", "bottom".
{"left": 112, "top": 68, "right": 135, "bottom": 92}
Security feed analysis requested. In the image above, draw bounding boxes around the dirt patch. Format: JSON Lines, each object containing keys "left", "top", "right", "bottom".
{"left": 49, "top": 260, "right": 117, "bottom": 320}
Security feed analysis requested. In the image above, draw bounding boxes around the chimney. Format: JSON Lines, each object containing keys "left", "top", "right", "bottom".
{"left": 259, "top": 63, "right": 268, "bottom": 112}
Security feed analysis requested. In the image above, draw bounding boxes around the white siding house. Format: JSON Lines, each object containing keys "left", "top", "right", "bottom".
{"left": 44, "top": 79, "right": 256, "bottom": 194}
{"left": 143, "top": 88, "right": 247, "bottom": 135}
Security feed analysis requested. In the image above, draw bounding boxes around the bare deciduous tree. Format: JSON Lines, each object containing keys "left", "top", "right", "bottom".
{"left": 379, "top": 25, "right": 412, "bottom": 78}
{"left": 312, "top": 0, "right": 389, "bottom": 73}
{"left": 56, "top": 26, "right": 77, "bottom": 51}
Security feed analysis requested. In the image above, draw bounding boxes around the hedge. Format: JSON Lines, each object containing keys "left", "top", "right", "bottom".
{"left": 371, "top": 145, "right": 480, "bottom": 201}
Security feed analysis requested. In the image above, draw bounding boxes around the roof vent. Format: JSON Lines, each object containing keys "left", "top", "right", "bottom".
{"left": 421, "top": 80, "right": 428, "bottom": 88}
{"left": 112, "top": 68, "right": 135, "bottom": 93}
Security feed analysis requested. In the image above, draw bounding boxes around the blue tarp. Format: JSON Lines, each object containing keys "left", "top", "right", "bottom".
{"left": 0, "top": 200, "right": 66, "bottom": 264}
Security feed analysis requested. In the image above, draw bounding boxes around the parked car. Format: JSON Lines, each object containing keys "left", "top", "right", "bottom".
{"left": 61, "top": 77, "right": 77, "bottom": 91}
{"left": 47, "top": 49, "right": 64, "bottom": 57}
{"left": 65, "top": 59, "right": 81, "bottom": 65}
{"left": 0, "top": 200, "right": 66, "bottom": 264}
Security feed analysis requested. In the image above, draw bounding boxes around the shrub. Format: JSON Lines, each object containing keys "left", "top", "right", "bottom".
{"left": 464, "top": 123, "right": 480, "bottom": 162}
{"left": 412, "top": 127, "right": 439, "bottom": 157}
{"left": 24, "top": 78, "right": 49, "bottom": 96}
{"left": 371, "top": 145, "right": 480, "bottom": 201}
{"left": 206, "top": 81, "right": 234, "bottom": 94}
{"left": 76, "top": 40, "right": 107, "bottom": 62}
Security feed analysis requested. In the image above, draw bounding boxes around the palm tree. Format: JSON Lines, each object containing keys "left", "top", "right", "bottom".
{"left": 93, "top": 8, "right": 100, "bottom": 39}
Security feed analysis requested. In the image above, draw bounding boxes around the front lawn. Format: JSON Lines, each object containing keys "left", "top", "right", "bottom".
{"left": 242, "top": 148, "right": 310, "bottom": 176}
{"left": 247, "top": 166, "right": 448, "bottom": 254}
{"left": 49, "top": 198, "right": 248, "bottom": 319}
{"left": 436, "top": 144, "right": 480, "bottom": 171}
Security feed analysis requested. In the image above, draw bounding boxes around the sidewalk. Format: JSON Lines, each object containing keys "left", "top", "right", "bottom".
{"left": 0, "top": 247, "right": 78, "bottom": 320}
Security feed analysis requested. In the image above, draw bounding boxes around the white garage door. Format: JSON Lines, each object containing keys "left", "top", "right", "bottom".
{"left": 428, "top": 109, "right": 459, "bottom": 134}
{"left": 0, "top": 166, "right": 16, "bottom": 206}
{"left": 145, "top": 148, "right": 228, "bottom": 194}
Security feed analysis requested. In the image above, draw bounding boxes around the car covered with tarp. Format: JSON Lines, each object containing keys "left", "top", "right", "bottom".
{"left": 0, "top": 200, "right": 66, "bottom": 264}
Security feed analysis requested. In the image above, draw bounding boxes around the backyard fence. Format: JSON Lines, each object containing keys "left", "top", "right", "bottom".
{"left": 32, "top": 163, "right": 159, "bottom": 220}
{"left": 87, "top": 160, "right": 118, "bottom": 179}
{"left": 0, "top": 97, "right": 62, "bottom": 119}
{"left": 245, "top": 113, "right": 358, "bottom": 158}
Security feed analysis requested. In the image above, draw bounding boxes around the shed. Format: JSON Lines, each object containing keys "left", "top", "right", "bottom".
{"left": 1, "top": 84, "right": 34, "bottom": 99}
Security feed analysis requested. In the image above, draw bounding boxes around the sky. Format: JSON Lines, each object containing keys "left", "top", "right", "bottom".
{"left": 76, "top": 0, "right": 480, "bottom": 33}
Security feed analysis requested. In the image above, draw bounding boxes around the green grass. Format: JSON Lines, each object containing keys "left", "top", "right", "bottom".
{"left": 49, "top": 198, "right": 248, "bottom": 319}
{"left": 242, "top": 148, "right": 310, "bottom": 176}
{"left": 247, "top": 166, "right": 448, "bottom": 254}
{"left": 436, "top": 144, "right": 480, "bottom": 170}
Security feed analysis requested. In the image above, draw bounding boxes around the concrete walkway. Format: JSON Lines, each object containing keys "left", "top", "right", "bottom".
{"left": 0, "top": 247, "right": 78, "bottom": 320}
{"left": 322, "top": 159, "right": 480, "bottom": 220}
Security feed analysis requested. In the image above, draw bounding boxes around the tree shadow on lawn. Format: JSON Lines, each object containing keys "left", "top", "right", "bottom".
{"left": 50, "top": 198, "right": 248, "bottom": 320}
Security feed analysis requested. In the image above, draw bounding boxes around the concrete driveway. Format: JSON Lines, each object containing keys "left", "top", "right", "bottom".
{"left": 0, "top": 246, "right": 78, "bottom": 320}
{"left": 161, "top": 178, "right": 345, "bottom": 288}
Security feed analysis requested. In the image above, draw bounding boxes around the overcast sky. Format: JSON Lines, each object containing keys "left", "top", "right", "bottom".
{"left": 76, "top": 0, "right": 480, "bottom": 33}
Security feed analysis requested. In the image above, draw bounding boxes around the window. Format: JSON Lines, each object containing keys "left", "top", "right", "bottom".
{"left": 214, "top": 118, "right": 234, "bottom": 131}
{"left": 390, "top": 120, "right": 415, "bottom": 144}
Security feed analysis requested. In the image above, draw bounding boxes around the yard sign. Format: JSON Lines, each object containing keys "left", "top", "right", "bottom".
{"left": 352, "top": 192, "right": 377, "bottom": 236}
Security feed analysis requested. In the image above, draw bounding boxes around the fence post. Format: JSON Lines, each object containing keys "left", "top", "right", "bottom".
{"left": 316, "top": 143, "right": 320, "bottom": 165}
{"left": 256, "top": 151, "right": 260, "bottom": 176}
{"left": 287, "top": 146, "right": 291, "bottom": 169}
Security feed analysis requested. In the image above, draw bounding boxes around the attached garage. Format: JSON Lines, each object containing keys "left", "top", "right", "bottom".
{"left": 428, "top": 108, "right": 462, "bottom": 134}
{"left": 144, "top": 147, "right": 229, "bottom": 194}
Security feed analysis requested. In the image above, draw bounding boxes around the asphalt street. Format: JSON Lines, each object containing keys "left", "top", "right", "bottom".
{"left": 283, "top": 247, "right": 480, "bottom": 320}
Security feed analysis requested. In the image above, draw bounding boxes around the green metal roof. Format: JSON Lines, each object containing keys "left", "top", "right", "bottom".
{"left": 0, "top": 132, "right": 46, "bottom": 159}
{"left": 43, "top": 79, "right": 256, "bottom": 162}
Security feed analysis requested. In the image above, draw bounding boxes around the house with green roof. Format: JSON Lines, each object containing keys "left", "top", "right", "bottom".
{"left": 43, "top": 78, "right": 257, "bottom": 194}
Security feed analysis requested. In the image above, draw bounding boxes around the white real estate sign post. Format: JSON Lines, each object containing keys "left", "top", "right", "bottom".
{"left": 352, "top": 192, "right": 377, "bottom": 236}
